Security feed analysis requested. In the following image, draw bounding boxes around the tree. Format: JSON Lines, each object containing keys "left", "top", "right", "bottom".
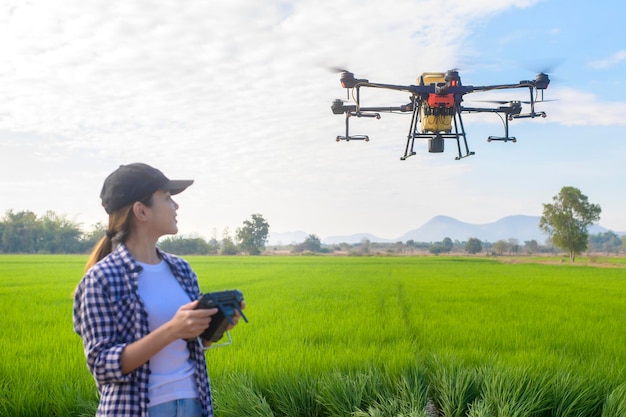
{"left": 0, "top": 209, "right": 84, "bottom": 253}
{"left": 588, "top": 231, "right": 622, "bottom": 254}
{"left": 429, "top": 237, "right": 453, "bottom": 255}
{"left": 507, "top": 238, "right": 520, "bottom": 255}
{"left": 158, "top": 235, "right": 211, "bottom": 255}
{"left": 206, "top": 228, "right": 220, "bottom": 254}
{"left": 465, "top": 238, "right": 482, "bottom": 254}
{"left": 442, "top": 237, "right": 453, "bottom": 252}
{"left": 492, "top": 240, "right": 508, "bottom": 256}
{"left": 81, "top": 222, "right": 107, "bottom": 251}
{"left": 236, "top": 214, "right": 270, "bottom": 255}
{"left": 40, "top": 211, "right": 83, "bottom": 253}
{"left": 357, "top": 238, "right": 371, "bottom": 255}
{"left": 428, "top": 244, "right": 444, "bottom": 255}
{"left": 293, "top": 234, "right": 322, "bottom": 253}
{"left": 524, "top": 240, "right": 540, "bottom": 255}
{"left": 539, "top": 186, "right": 601, "bottom": 262}
{"left": 1, "top": 210, "right": 40, "bottom": 252}
{"left": 221, "top": 227, "right": 239, "bottom": 255}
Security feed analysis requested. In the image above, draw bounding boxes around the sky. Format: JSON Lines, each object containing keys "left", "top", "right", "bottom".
{"left": 1, "top": 0, "right": 625, "bottom": 242}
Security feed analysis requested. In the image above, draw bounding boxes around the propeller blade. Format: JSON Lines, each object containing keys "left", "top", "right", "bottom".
{"left": 471, "top": 100, "right": 514, "bottom": 104}
{"left": 470, "top": 99, "right": 558, "bottom": 105}
{"left": 328, "top": 66, "right": 351, "bottom": 74}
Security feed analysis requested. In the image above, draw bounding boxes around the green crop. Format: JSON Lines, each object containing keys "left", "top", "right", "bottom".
{"left": 1, "top": 255, "right": 624, "bottom": 416}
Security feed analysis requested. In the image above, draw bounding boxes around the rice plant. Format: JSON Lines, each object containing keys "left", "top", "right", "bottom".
{"left": 425, "top": 355, "right": 482, "bottom": 417}
{"left": 548, "top": 371, "right": 606, "bottom": 417}
{"left": 265, "top": 372, "right": 323, "bottom": 417}
{"left": 601, "top": 383, "right": 626, "bottom": 417}
{"left": 352, "top": 366, "right": 429, "bottom": 417}
{"left": 316, "top": 369, "right": 375, "bottom": 416}
{"left": 466, "top": 399, "right": 492, "bottom": 417}
{"left": 479, "top": 366, "right": 551, "bottom": 417}
{"left": 1, "top": 255, "right": 625, "bottom": 416}
{"left": 212, "top": 373, "right": 274, "bottom": 417}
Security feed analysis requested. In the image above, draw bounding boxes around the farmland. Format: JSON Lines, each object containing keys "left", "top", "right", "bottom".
{"left": 1, "top": 255, "right": 625, "bottom": 416}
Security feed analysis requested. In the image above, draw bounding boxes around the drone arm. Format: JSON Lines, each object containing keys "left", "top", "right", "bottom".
{"left": 460, "top": 106, "right": 508, "bottom": 114}
{"left": 356, "top": 104, "right": 413, "bottom": 113}
{"left": 358, "top": 82, "right": 476, "bottom": 97}
{"left": 353, "top": 81, "right": 416, "bottom": 94}
{"left": 471, "top": 82, "right": 536, "bottom": 92}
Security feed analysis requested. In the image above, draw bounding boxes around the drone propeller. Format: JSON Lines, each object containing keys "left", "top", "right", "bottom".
{"left": 328, "top": 66, "right": 351, "bottom": 74}
{"left": 472, "top": 100, "right": 520, "bottom": 105}
{"left": 524, "top": 57, "right": 563, "bottom": 76}
{"left": 471, "top": 99, "right": 557, "bottom": 105}
{"left": 328, "top": 67, "right": 358, "bottom": 98}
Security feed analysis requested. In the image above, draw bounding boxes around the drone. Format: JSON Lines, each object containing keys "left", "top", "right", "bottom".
{"left": 330, "top": 69, "right": 551, "bottom": 160}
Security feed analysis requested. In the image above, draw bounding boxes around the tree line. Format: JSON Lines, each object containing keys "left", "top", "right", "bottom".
{"left": 2, "top": 207, "right": 620, "bottom": 258}
{"left": 1, "top": 186, "right": 624, "bottom": 260}
{"left": 0, "top": 210, "right": 270, "bottom": 255}
{"left": 0, "top": 210, "right": 102, "bottom": 254}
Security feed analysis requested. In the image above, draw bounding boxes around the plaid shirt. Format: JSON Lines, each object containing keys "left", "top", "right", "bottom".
{"left": 73, "top": 243, "right": 213, "bottom": 417}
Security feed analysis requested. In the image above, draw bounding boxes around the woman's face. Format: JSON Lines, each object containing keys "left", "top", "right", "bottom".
{"left": 146, "top": 190, "right": 179, "bottom": 237}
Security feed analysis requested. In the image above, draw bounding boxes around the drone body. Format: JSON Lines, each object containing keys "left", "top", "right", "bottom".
{"left": 331, "top": 69, "right": 550, "bottom": 160}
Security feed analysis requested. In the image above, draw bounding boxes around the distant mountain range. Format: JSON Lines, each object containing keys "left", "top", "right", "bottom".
{"left": 267, "top": 215, "right": 620, "bottom": 246}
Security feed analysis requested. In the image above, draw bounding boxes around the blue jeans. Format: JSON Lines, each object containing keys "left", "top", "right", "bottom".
{"left": 148, "top": 398, "right": 203, "bottom": 417}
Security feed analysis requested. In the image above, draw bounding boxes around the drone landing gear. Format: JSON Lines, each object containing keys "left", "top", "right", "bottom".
{"left": 487, "top": 136, "right": 516, "bottom": 143}
{"left": 336, "top": 135, "right": 369, "bottom": 142}
{"left": 400, "top": 152, "right": 416, "bottom": 161}
{"left": 486, "top": 115, "right": 516, "bottom": 142}
{"left": 454, "top": 150, "right": 476, "bottom": 160}
{"left": 335, "top": 110, "right": 374, "bottom": 142}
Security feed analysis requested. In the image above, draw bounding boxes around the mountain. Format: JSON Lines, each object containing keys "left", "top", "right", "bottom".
{"left": 267, "top": 215, "right": 614, "bottom": 246}
{"left": 323, "top": 233, "right": 392, "bottom": 245}
{"left": 399, "top": 215, "right": 550, "bottom": 243}
{"left": 266, "top": 230, "right": 309, "bottom": 246}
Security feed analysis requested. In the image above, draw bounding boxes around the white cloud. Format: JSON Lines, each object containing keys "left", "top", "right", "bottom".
{"left": 539, "top": 87, "right": 626, "bottom": 126}
{"left": 589, "top": 50, "right": 626, "bottom": 69}
{"left": 1, "top": 0, "right": 625, "bottom": 237}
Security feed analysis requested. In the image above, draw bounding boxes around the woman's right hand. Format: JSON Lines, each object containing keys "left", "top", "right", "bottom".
{"left": 121, "top": 300, "right": 218, "bottom": 374}
{"left": 168, "top": 300, "right": 218, "bottom": 340}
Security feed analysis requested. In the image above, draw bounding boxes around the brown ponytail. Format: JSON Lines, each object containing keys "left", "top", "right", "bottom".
{"left": 84, "top": 205, "right": 134, "bottom": 272}
{"left": 83, "top": 194, "right": 154, "bottom": 273}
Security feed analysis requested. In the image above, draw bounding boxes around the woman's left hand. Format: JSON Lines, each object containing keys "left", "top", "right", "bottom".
{"left": 227, "top": 301, "right": 246, "bottom": 330}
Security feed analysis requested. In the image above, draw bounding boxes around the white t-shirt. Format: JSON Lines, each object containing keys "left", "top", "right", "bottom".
{"left": 137, "top": 259, "right": 198, "bottom": 406}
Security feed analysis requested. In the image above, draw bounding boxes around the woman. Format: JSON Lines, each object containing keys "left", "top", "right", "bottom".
{"left": 73, "top": 163, "right": 240, "bottom": 417}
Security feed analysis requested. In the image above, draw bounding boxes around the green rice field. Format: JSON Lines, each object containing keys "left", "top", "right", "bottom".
{"left": 1, "top": 255, "right": 625, "bottom": 416}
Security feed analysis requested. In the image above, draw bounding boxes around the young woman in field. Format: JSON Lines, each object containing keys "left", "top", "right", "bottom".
{"left": 73, "top": 163, "right": 243, "bottom": 417}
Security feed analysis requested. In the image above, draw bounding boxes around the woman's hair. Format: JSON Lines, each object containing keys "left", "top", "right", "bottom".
{"left": 84, "top": 194, "right": 154, "bottom": 272}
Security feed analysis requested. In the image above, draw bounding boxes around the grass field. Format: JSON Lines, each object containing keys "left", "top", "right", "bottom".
{"left": 1, "top": 254, "right": 625, "bottom": 416}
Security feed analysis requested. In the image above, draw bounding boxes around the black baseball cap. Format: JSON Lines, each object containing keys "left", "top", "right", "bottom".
{"left": 100, "top": 163, "right": 194, "bottom": 214}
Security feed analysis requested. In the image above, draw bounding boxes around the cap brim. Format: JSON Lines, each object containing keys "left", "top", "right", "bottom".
{"left": 165, "top": 179, "right": 194, "bottom": 195}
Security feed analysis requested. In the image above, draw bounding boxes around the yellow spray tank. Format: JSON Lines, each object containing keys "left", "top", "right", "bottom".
{"left": 417, "top": 72, "right": 455, "bottom": 133}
